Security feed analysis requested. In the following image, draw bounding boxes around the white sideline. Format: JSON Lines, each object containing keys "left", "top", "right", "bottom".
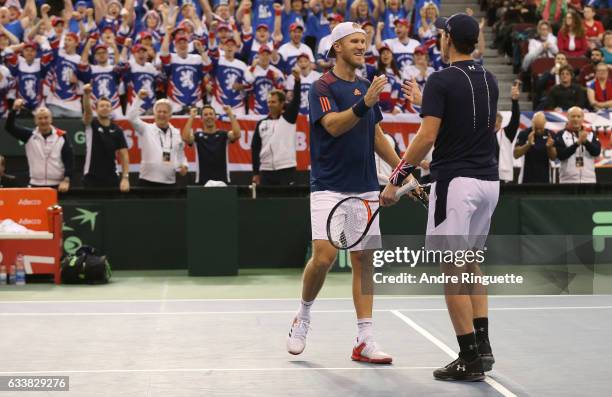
{"left": 0, "top": 366, "right": 438, "bottom": 375}
{"left": 0, "top": 306, "right": 611, "bottom": 316}
{"left": 0, "top": 294, "right": 606, "bottom": 304}
{"left": 391, "top": 310, "right": 518, "bottom": 397}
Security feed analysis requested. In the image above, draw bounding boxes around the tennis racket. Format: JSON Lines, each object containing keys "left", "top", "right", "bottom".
{"left": 326, "top": 178, "right": 421, "bottom": 250}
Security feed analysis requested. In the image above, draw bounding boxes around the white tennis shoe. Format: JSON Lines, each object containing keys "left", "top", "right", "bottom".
{"left": 351, "top": 337, "right": 393, "bottom": 364}
{"left": 286, "top": 317, "right": 310, "bottom": 355}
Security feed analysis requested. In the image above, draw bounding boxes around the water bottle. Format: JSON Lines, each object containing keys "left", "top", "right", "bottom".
{"left": 0, "top": 263, "right": 7, "bottom": 285}
{"left": 15, "top": 254, "right": 26, "bottom": 286}
{"left": 8, "top": 263, "right": 16, "bottom": 285}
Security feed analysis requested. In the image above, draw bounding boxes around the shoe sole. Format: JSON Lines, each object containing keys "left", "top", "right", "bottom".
{"left": 433, "top": 374, "right": 486, "bottom": 382}
{"left": 286, "top": 340, "right": 305, "bottom": 355}
{"left": 481, "top": 355, "right": 495, "bottom": 372}
{"left": 351, "top": 354, "right": 392, "bottom": 364}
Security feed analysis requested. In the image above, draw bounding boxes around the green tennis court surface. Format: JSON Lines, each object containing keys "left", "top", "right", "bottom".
{"left": 1, "top": 269, "right": 611, "bottom": 396}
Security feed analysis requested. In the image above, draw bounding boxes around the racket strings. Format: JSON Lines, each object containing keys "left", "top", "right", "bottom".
{"left": 328, "top": 199, "right": 373, "bottom": 249}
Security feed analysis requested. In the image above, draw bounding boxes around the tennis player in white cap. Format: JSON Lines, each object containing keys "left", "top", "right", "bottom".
{"left": 286, "top": 22, "right": 404, "bottom": 364}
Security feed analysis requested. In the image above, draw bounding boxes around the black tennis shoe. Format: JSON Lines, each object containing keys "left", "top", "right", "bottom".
{"left": 433, "top": 356, "right": 485, "bottom": 381}
{"left": 477, "top": 340, "right": 495, "bottom": 372}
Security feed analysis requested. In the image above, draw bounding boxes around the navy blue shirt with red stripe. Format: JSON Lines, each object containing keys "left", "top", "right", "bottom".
{"left": 420, "top": 60, "right": 499, "bottom": 182}
{"left": 308, "top": 71, "right": 383, "bottom": 193}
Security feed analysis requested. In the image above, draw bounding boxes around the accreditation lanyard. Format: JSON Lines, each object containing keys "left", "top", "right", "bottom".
{"left": 158, "top": 127, "right": 173, "bottom": 162}
{"left": 157, "top": 127, "right": 173, "bottom": 153}
{"left": 570, "top": 131, "right": 584, "bottom": 168}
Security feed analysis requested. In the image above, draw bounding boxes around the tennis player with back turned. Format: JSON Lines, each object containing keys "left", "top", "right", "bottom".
{"left": 285, "top": 21, "right": 411, "bottom": 364}
{"left": 382, "top": 13, "right": 500, "bottom": 381}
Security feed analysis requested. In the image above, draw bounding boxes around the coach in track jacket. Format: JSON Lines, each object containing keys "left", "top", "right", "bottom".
{"left": 5, "top": 99, "right": 73, "bottom": 191}
{"left": 251, "top": 69, "right": 301, "bottom": 186}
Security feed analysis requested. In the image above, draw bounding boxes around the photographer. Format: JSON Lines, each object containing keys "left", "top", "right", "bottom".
{"left": 514, "top": 112, "right": 556, "bottom": 183}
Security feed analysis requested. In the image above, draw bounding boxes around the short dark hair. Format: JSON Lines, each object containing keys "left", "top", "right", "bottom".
{"left": 202, "top": 104, "right": 215, "bottom": 114}
{"left": 269, "top": 89, "right": 286, "bottom": 103}
{"left": 559, "top": 64, "right": 574, "bottom": 77}
{"left": 97, "top": 96, "right": 112, "bottom": 105}
{"left": 591, "top": 48, "right": 604, "bottom": 56}
{"left": 450, "top": 35, "right": 476, "bottom": 55}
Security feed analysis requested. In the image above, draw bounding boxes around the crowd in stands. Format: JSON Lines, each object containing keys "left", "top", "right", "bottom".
{"left": 0, "top": 0, "right": 609, "bottom": 189}
{"left": 0, "top": 0, "right": 466, "bottom": 120}
{"left": 489, "top": 1, "right": 612, "bottom": 111}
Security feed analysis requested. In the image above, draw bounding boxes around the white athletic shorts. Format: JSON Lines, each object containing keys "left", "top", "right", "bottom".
{"left": 310, "top": 190, "right": 381, "bottom": 252}
{"left": 426, "top": 177, "right": 500, "bottom": 250}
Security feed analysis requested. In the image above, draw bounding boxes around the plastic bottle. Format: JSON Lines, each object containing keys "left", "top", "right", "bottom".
{"left": 0, "top": 263, "right": 7, "bottom": 285}
{"left": 15, "top": 254, "right": 26, "bottom": 286}
{"left": 8, "top": 263, "right": 16, "bottom": 285}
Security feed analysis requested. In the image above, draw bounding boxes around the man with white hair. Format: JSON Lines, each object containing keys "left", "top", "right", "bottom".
{"left": 550, "top": 106, "right": 601, "bottom": 184}
{"left": 4, "top": 99, "right": 73, "bottom": 192}
{"left": 126, "top": 90, "right": 189, "bottom": 186}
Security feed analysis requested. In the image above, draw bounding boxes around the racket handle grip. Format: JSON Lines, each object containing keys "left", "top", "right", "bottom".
{"left": 395, "top": 178, "right": 419, "bottom": 199}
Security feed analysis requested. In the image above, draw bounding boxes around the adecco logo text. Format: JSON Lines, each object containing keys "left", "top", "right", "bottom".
{"left": 18, "top": 219, "right": 42, "bottom": 225}
{"left": 18, "top": 199, "right": 42, "bottom": 206}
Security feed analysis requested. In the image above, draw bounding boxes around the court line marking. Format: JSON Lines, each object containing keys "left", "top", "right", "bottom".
{"left": 1, "top": 306, "right": 611, "bottom": 316}
{"left": 0, "top": 366, "right": 438, "bottom": 375}
{"left": 0, "top": 294, "right": 607, "bottom": 304}
{"left": 391, "top": 310, "right": 518, "bottom": 397}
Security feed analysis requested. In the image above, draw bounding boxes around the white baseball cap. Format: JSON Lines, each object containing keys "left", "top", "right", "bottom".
{"left": 327, "top": 22, "right": 367, "bottom": 58}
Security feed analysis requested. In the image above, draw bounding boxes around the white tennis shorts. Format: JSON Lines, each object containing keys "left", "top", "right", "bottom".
{"left": 310, "top": 190, "right": 381, "bottom": 252}
{"left": 426, "top": 177, "right": 500, "bottom": 250}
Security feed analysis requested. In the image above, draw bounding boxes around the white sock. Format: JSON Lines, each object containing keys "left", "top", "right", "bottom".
{"left": 357, "top": 318, "right": 373, "bottom": 343}
{"left": 297, "top": 299, "right": 314, "bottom": 321}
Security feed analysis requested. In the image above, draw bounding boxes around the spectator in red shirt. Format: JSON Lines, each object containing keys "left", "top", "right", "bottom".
{"left": 557, "top": 10, "right": 588, "bottom": 58}
{"left": 583, "top": 5, "right": 604, "bottom": 50}
{"left": 587, "top": 62, "right": 612, "bottom": 111}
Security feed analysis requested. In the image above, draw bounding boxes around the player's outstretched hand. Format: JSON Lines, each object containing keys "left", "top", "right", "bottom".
{"left": 402, "top": 77, "right": 422, "bottom": 106}
{"left": 380, "top": 183, "right": 400, "bottom": 207}
{"left": 364, "top": 74, "right": 387, "bottom": 107}
{"left": 137, "top": 89, "right": 149, "bottom": 100}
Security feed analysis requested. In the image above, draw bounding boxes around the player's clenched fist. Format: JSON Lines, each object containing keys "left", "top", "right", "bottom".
{"left": 364, "top": 74, "right": 387, "bottom": 107}
{"left": 83, "top": 84, "right": 93, "bottom": 95}
{"left": 12, "top": 98, "right": 24, "bottom": 111}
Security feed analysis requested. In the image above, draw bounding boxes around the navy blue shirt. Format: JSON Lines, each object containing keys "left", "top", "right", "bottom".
{"left": 420, "top": 60, "right": 499, "bottom": 182}
{"left": 309, "top": 72, "right": 382, "bottom": 193}
{"left": 193, "top": 130, "right": 230, "bottom": 185}
{"left": 516, "top": 128, "right": 552, "bottom": 183}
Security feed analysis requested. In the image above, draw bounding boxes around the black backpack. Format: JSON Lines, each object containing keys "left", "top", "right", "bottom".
{"left": 61, "top": 246, "right": 112, "bottom": 284}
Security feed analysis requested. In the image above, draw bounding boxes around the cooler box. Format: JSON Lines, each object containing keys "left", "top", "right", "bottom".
{"left": 0, "top": 188, "right": 63, "bottom": 284}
